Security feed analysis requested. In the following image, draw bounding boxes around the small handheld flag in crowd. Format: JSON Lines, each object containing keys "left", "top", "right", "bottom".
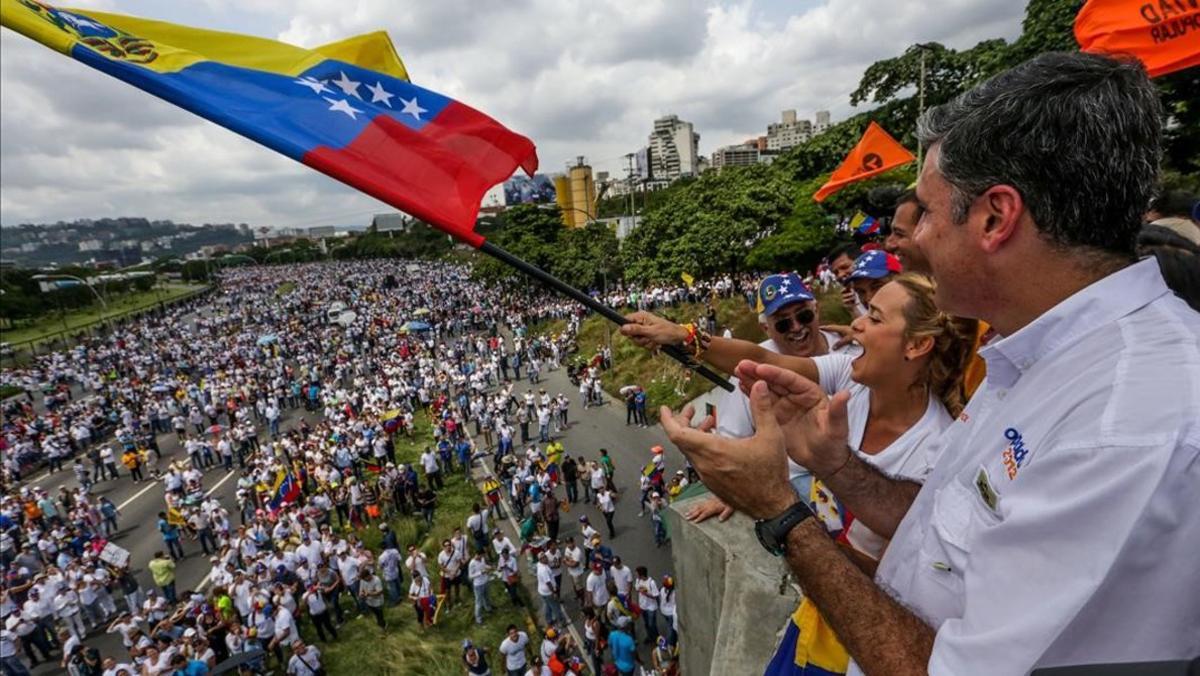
{"left": 849, "top": 212, "right": 880, "bottom": 236}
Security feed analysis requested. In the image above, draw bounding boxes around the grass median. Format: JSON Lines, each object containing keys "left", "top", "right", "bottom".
{"left": 306, "top": 412, "right": 531, "bottom": 676}
{"left": 0, "top": 283, "right": 207, "bottom": 347}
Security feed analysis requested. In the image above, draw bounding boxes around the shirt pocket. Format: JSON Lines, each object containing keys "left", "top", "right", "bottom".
{"left": 911, "top": 478, "right": 1001, "bottom": 625}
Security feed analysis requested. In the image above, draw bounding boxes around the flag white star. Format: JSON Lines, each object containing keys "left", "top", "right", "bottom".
{"left": 331, "top": 71, "right": 362, "bottom": 99}
{"left": 323, "top": 97, "right": 364, "bottom": 120}
{"left": 366, "top": 82, "right": 394, "bottom": 107}
{"left": 399, "top": 96, "right": 427, "bottom": 121}
{"left": 62, "top": 13, "right": 106, "bottom": 32}
{"left": 294, "top": 76, "right": 331, "bottom": 95}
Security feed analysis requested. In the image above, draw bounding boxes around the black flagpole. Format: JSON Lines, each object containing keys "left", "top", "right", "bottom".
{"left": 480, "top": 240, "right": 734, "bottom": 392}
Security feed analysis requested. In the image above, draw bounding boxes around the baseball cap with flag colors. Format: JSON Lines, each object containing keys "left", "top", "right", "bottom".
{"left": 756, "top": 273, "right": 815, "bottom": 316}
{"left": 847, "top": 250, "right": 903, "bottom": 281}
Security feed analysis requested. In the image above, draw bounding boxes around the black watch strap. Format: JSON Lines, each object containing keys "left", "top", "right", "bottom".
{"left": 755, "top": 501, "right": 813, "bottom": 557}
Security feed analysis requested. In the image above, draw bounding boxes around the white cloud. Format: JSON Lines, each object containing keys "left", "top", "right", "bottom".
{"left": 0, "top": 0, "right": 1024, "bottom": 227}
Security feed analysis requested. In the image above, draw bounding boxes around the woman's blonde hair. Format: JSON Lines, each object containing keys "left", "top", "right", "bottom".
{"left": 891, "top": 273, "right": 977, "bottom": 417}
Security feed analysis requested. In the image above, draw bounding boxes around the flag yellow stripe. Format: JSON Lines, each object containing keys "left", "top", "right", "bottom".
{"left": 70, "top": 8, "right": 326, "bottom": 75}
{"left": 1, "top": 0, "right": 78, "bottom": 56}
{"left": 2, "top": 1, "right": 410, "bottom": 79}
{"left": 313, "top": 31, "right": 409, "bottom": 81}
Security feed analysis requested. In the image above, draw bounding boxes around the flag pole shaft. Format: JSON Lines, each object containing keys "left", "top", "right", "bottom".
{"left": 479, "top": 240, "right": 734, "bottom": 392}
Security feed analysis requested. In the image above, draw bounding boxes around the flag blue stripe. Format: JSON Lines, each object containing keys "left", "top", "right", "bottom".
{"left": 70, "top": 44, "right": 452, "bottom": 160}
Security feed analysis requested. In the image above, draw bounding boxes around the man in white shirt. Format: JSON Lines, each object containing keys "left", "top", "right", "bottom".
{"left": 650, "top": 52, "right": 1200, "bottom": 675}
{"left": 634, "top": 566, "right": 660, "bottom": 642}
{"left": 467, "top": 551, "right": 493, "bottom": 625}
{"left": 286, "top": 640, "right": 322, "bottom": 676}
{"left": 420, "top": 447, "right": 443, "bottom": 490}
{"left": 377, "top": 546, "right": 403, "bottom": 606}
{"left": 534, "top": 554, "right": 564, "bottom": 627}
{"left": 608, "top": 557, "right": 633, "bottom": 599}
{"left": 437, "top": 540, "right": 465, "bottom": 609}
{"left": 561, "top": 537, "right": 586, "bottom": 605}
{"left": 584, "top": 563, "right": 609, "bottom": 610}
{"left": 499, "top": 625, "right": 529, "bottom": 675}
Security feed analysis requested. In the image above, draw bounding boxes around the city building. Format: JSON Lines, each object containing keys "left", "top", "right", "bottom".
{"left": 711, "top": 143, "right": 761, "bottom": 170}
{"left": 77, "top": 239, "right": 104, "bottom": 252}
{"left": 371, "top": 213, "right": 413, "bottom": 234}
{"left": 648, "top": 114, "right": 700, "bottom": 181}
{"left": 815, "top": 110, "right": 831, "bottom": 135}
{"left": 554, "top": 156, "right": 596, "bottom": 228}
{"left": 766, "top": 109, "right": 813, "bottom": 152}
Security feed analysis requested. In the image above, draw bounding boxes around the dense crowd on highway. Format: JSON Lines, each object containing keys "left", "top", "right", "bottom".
{"left": 0, "top": 260, "right": 711, "bottom": 676}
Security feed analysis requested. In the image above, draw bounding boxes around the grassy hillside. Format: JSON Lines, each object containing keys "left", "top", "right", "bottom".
{"left": 541, "top": 287, "right": 852, "bottom": 418}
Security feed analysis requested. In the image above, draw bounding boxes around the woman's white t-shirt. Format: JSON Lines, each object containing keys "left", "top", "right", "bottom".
{"left": 813, "top": 353, "right": 953, "bottom": 559}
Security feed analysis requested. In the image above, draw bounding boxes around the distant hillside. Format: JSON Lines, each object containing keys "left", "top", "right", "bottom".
{"left": 0, "top": 217, "right": 254, "bottom": 267}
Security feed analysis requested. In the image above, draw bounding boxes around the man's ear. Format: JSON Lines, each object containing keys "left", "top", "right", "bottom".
{"left": 977, "top": 185, "right": 1024, "bottom": 254}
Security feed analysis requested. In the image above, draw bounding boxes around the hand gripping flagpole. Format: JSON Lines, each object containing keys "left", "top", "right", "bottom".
{"left": 479, "top": 240, "right": 734, "bottom": 392}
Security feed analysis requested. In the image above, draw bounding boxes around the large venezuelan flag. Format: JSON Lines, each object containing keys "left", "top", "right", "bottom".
{"left": 1, "top": 0, "right": 537, "bottom": 246}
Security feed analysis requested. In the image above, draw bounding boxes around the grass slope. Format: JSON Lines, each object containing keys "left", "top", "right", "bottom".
{"left": 313, "top": 413, "right": 530, "bottom": 676}
{"left": 542, "top": 288, "right": 853, "bottom": 416}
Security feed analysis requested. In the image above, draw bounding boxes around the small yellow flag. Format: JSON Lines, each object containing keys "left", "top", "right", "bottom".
{"left": 681, "top": 272, "right": 695, "bottom": 287}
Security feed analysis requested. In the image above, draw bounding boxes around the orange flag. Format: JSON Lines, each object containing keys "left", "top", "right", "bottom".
{"left": 813, "top": 122, "right": 915, "bottom": 202}
{"left": 1075, "top": 0, "right": 1200, "bottom": 78}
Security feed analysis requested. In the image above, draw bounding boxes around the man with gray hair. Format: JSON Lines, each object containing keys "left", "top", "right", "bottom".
{"left": 652, "top": 51, "right": 1200, "bottom": 675}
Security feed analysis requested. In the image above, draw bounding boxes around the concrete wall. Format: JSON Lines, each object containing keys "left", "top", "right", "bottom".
{"left": 665, "top": 490, "right": 801, "bottom": 675}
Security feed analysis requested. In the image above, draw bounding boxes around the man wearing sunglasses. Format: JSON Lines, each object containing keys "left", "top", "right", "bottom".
{"left": 686, "top": 272, "right": 859, "bottom": 523}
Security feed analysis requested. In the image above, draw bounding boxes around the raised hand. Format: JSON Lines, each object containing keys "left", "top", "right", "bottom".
{"left": 733, "top": 360, "right": 851, "bottom": 478}
{"left": 619, "top": 311, "right": 688, "bottom": 350}
{"left": 659, "top": 381, "right": 797, "bottom": 520}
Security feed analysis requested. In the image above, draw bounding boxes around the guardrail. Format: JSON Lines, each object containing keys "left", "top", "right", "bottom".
{"left": 0, "top": 284, "right": 214, "bottom": 367}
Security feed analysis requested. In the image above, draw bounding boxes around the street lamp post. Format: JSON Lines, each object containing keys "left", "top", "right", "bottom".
{"left": 32, "top": 273, "right": 109, "bottom": 339}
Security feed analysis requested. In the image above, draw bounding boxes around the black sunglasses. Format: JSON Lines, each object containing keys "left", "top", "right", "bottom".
{"left": 772, "top": 308, "right": 816, "bottom": 334}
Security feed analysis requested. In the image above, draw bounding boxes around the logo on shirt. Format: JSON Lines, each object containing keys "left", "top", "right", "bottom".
{"left": 1001, "top": 427, "right": 1030, "bottom": 480}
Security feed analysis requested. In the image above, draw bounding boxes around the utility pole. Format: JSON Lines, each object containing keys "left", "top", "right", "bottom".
{"left": 916, "top": 43, "right": 935, "bottom": 170}
{"left": 624, "top": 153, "right": 636, "bottom": 223}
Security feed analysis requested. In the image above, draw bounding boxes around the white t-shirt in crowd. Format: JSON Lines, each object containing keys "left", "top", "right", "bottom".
{"left": 535, "top": 562, "right": 556, "bottom": 596}
{"left": 500, "top": 631, "right": 529, "bottom": 670}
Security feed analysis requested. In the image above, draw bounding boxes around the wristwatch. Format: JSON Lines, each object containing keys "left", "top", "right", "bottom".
{"left": 754, "top": 500, "right": 814, "bottom": 557}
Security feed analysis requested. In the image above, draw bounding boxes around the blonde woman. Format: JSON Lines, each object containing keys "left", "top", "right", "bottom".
{"left": 622, "top": 273, "right": 976, "bottom": 559}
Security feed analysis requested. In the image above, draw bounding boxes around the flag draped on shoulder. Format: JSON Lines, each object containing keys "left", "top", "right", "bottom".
{"left": 1075, "top": 0, "right": 1200, "bottom": 78}
{"left": 813, "top": 122, "right": 915, "bottom": 203}
{"left": 0, "top": 0, "right": 537, "bottom": 246}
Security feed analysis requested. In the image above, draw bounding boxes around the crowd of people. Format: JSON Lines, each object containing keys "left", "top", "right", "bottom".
{"left": 5, "top": 51, "right": 1198, "bottom": 676}
{"left": 2, "top": 259, "right": 696, "bottom": 676}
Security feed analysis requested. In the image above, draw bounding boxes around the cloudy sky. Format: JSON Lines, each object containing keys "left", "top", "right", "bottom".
{"left": 0, "top": 0, "right": 1024, "bottom": 229}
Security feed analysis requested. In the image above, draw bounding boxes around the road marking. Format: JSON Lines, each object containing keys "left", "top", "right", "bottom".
{"left": 184, "top": 472, "right": 240, "bottom": 593}
{"left": 117, "top": 480, "right": 161, "bottom": 510}
{"left": 204, "top": 469, "right": 238, "bottom": 496}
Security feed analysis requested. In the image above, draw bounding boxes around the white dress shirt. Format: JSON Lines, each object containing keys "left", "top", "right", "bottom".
{"left": 851, "top": 260, "right": 1200, "bottom": 675}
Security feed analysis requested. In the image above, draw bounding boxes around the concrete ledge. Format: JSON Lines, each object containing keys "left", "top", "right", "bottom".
{"left": 665, "top": 490, "right": 801, "bottom": 675}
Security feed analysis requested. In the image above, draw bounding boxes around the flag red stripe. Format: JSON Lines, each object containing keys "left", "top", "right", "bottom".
{"left": 304, "top": 101, "right": 537, "bottom": 247}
